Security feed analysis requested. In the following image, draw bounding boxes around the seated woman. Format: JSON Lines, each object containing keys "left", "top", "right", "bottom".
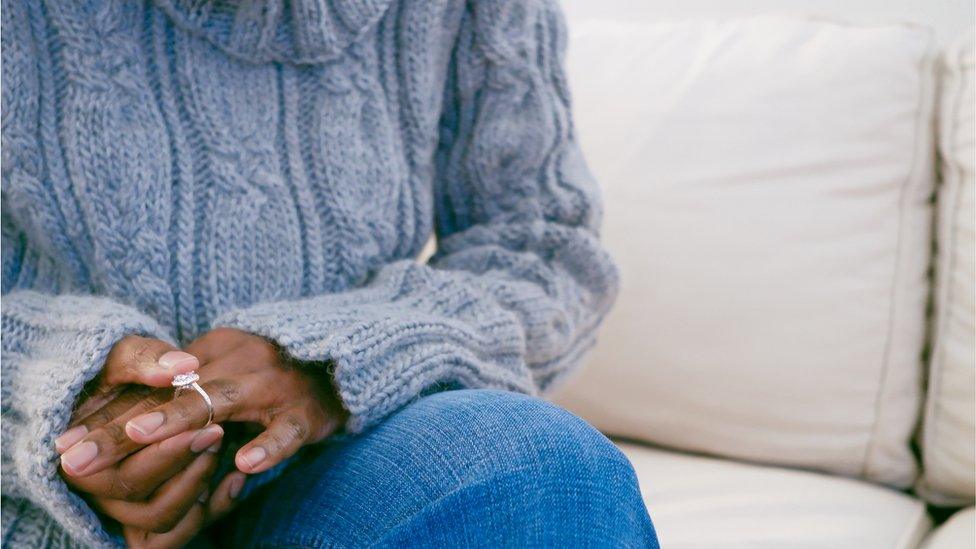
{"left": 1, "top": 0, "right": 657, "bottom": 547}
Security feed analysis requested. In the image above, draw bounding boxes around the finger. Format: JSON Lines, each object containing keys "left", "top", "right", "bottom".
{"left": 56, "top": 386, "right": 165, "bottom": 454}
{"left": 67, "top": 425, "right": 224, "bottom": 501}
{"left": 235, "top": 408, "right": 313, "bottom": 474}
{"left": 206, "top": 471, "right": 247, "bottom": 524}
{"left": 70, "top": 384, "right": 128, "bottom": 426}
{"left": 60, "top": 391, "right": 173, "bottom": 477}
{"left": 61, "top": 426, "right": 140, "bottom": 478}
{"left": 184, "top": 326, "right": 278, "bottom": 368}
{"left": 125, "top": 377, "right": 255, "bottom": 445}
{"left": 104, "top": 335, "right": 199, "bottom": 388}
{"left": 123, "top": 503, "right": 206, "bottom": 549}
{"left": 115, "top": 425, "right": 223, "bottom": 499}
{"left": 96, "top": 446, "right": 219, "bottom": 533}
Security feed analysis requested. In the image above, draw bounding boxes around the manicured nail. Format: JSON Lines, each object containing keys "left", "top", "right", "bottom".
{"left": 190, "top": 425, "right": 223, "bottom": 453}
{"left": 126, "top": 412, "right": 165, "bottom": 437}
{"left": 229, "top": 475, "right": 245, "bottom": 499}
{"left": 198, "top": 489, "right": 210, "bottom": 503}
{"left": 55, "top": 425, "right": 88, "bottom": 453}
{"left": 239, "top": 447, "right": 267, "bottom": 470}
{"left": 157, "top": 351, "right": 198, "bottom": 372}
{"left": 60, "top": 441, "right": 98, "bottom": 475}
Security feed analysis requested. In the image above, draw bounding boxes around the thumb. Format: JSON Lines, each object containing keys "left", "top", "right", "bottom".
{"left": 103, "top": 335, "right": 199, "bottom": 388}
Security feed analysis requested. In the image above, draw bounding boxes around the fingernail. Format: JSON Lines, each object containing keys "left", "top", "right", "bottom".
{"left": 229, "top": 475, "right": 245, "bottom": 499}
{"left": 190, "top": 425, "right": 223, "bottom": 453}
{"left": 126, "top": 412, "right": 165, "bottom": 437}
{"left": 60, "top": 441, "right": 98, "bottom": 475}
{"left": 55, "top": 425, "right": 88, "bottom": 453}
{"left": 157, "top": 351, "right": 198, "bottom": 372}
{"left": 198, "top": 489, "right": 210, "bottom": 503}
{"left": 239, "top": 447, "right": 267, "bottom": 470}
{"left": 207, "top": 441, "right": 222, "bottom": 454}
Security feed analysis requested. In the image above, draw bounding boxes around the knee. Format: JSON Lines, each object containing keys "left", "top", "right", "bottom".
{"left": 399, "top": 389, "right": 639, "bottom": 494}
{"left": 378, "top": 389, "right": 656, "bottom": 546}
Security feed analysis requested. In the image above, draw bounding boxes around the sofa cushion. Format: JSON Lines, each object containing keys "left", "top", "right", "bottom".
{"left": 618, "top": 441, "right": 931, "bottom": 549}
{"left": 552, "top": 16, "right": 936, "bottom": 487}
{"left": 917, "top": 33, "right": 976, "bottom": 506}
{"left": 921, "top": 508, "right": 975, "bottom": 549}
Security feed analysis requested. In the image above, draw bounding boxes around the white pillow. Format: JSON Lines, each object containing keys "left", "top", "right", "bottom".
{"left": 917, "top": 33, "right": 975, "bottom": 506}
{"left": 553, "top": 16, "right": 936, "bottom": 487}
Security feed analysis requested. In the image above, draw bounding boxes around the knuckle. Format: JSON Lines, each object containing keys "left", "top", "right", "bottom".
{"left": 130, "top": 338, "right": 166, "bottom": 366}
{"left": 136, "top": 391, "right": 170, "bottom": 413}
{"left": 206, "top": 378, "right": 241, "bottom": 409}
{"left": 123, "top": 529, "right": 151, "bottom": 548}
{"left": 246, "top": 338, "right": 276, "bottom": 362}
{"left": 259, "top": 406, "right": 280, "bottom": 426}
{"left": 145, "top": 507, "right": 182, "bottom": 534}
{"left": 283, "top": 413, "right": 309, "bottom": 442}
{"left": 102, "top": 421, "right": 129, "bottom": 445}
{"left": 262, "top": 430, "right": 289, "bottom": 454}
{"left": 127, "top": 340, "right": 152, "bottom": 364}
{"left": 113, "top": 335, "right": 144, "bottom": 356}
{"left": 104, "top": 336, "right": 142, "bottom": 381}
{"left": 85, "top": 407, "right": 116, "bottom": 429}
{"left": 171, "top": 399, "right": 198, "bottom": 426}
{"left": 109, "top": 473, "right": 147, "bottom": 501}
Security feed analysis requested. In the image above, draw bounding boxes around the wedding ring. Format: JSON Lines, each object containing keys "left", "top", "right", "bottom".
{"left": 171, "top": 372, "right": 214, "bottom": 428}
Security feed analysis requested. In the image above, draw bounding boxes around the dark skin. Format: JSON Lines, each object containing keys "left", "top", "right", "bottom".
{"left": 55, "top": 329, "right": 348, "bottom": 548}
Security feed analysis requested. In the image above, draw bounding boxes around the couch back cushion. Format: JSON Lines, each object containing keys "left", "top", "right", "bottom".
{"left": 552, "top": 16, "right": 936, "bottom": 487}
{"left": 917, "top": 33, "right": 975, "bottom": 506}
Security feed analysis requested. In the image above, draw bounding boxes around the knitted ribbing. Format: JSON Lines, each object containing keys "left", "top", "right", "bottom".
{"left": 1, "top": 0, "right": 618, "bottom": 546}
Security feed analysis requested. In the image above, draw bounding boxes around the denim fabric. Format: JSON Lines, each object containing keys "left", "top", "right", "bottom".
{"left": 223, "top": 390, "right": 657, "bottom": 548}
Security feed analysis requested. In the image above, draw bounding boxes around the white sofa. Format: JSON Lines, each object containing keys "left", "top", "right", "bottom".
{"left": 550, "top": 7, "right": 975, "bottom": 548}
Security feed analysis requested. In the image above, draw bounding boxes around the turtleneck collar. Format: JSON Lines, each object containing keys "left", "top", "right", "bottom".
{"left": 153, "top": 0, "right": 393, "bottom": 64}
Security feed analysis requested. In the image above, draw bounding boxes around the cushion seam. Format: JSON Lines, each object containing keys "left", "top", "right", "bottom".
{"left": 861, "top": 33, "right": 935, "bottom": 482}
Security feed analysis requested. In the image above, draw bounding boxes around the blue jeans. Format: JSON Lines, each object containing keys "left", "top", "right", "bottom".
{"left": 222, "top": 390, "right": 658, "bottom": 548}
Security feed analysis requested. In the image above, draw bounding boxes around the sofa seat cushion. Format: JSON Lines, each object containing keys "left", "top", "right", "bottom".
{"left": 922, "top": 508, "right": 975, "bottom": 549}
{"left": 617, "top": 442, "right": 931, "bottom": 549}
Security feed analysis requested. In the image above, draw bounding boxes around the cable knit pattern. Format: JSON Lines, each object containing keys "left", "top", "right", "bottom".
{"left": 1, "top": 0, "right": 617, "bottom": 546}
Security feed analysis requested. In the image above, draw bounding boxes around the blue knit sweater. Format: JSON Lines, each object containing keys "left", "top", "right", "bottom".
{"left": 0, "top": 0, "right": 617, "bottom": 546}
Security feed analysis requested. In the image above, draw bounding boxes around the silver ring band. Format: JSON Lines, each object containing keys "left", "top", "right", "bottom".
{"left": 172, "top": 373, "right": 214, "bottom": 428}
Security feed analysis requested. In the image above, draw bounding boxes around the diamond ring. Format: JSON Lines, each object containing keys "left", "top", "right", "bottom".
{"left": 171, "top": 372, "right": 214, "bottom": 428}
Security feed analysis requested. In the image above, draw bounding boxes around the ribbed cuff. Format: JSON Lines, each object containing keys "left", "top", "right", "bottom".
{"left": 2, "top": 291, "right": 172, "bottom": 548}
{"left": 214, "top": 261, "right": 536, "bottom": 432}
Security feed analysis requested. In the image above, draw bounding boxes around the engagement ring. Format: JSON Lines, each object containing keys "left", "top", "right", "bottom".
{"left": 172, "top": 372, "right": 214, "bottom": 427}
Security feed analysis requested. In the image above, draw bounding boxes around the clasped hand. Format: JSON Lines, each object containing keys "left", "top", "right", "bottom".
{"left": 54, "top": 328, "right": 347, "bottom": 548}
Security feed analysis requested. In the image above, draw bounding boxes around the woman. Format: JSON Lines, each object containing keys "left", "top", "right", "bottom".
{"left": 1, "top": 0, "right": 657, "bottom": 547}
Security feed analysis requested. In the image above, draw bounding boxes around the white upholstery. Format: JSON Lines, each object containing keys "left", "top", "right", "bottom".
{"left": 618, "top": 442, "right": 932, "bottom": 549}
{"left": 921, "top": 508, "right": 975, "bottom": 549}
{"left": 553, "top": 16, "right": 936, "bottom": 487}
{"left": 560, "top": 0, "right": 974, "bottom": 48}
{"left": 918, "top": 33, "right": 976, "bottom": 507}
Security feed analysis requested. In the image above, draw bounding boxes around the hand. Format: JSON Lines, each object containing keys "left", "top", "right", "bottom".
{"left": 57, "top": 335, "right": 200, "bottom": 477}
{"left": 120, "top": 465, "right": 245, "bottom": 549}
{"left": 72, "top": 328, "right": 347, "bottom": 478}
{"left": 68, "top": 335, "right": 202, "bottom": 423}
{"left": 54, "top": 336, "right": 244, "bottom": 542}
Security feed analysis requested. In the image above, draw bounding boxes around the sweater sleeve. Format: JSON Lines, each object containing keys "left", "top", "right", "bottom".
{"left": 214, "top": 0, "right": 617, "bottom": 433}
{"left": 1, "top": 218, "right": 173, "bottom": 548}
